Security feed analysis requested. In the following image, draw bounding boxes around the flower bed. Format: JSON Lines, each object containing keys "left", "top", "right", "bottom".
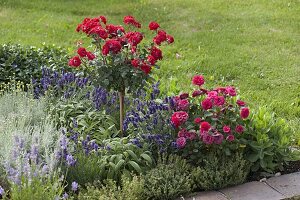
{"left": 0, "top": 14, "right": 299, "bottom": 200}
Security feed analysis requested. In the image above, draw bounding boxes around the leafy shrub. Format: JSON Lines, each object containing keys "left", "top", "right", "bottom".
{"left": 192, "top": 151, "right": 250, "bottom": 190}
{"left": 241, "top": 107, "right": 296, "bottom": 172}
{"left": 78, "top": 175, "right": 144, "bottom": 200}
{"left": 62, "top": 136, "right": 154, "bottom": 186}
{"left": 0, "top": 43, "right": 68, "bottom": 83}
{"left": 143, "top": 154, "right": 194, "bottom": 200}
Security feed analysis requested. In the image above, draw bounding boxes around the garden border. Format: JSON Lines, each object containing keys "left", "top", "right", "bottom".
{"left": 181, "top": 172, "right": 300, "bottom": 200}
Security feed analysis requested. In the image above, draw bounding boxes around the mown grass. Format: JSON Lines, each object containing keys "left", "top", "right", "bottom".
{"left": 0, "top": 0, "right": 299, "bottom": 137}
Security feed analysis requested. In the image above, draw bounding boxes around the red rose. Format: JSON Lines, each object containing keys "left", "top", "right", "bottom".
{"left": 200, "top": 121, "right": 211, "bottom": 132}
{"left": 192, "top": 75, "right": 205, "bottom": 86}
{"left": 149, "top": 21, "right": 160, "bottom": 30}
{"left": 126, "top": 32, "right": 143, "bottom": 46}
{"left": 240, "top": 107, "right": 250, "bottom": 119}
{"left": 179, "top": 93, "right": 189, "bottom": 99}
{"left": 102, "top": 39, "right": 122, "bottom": 55}
{"left": 86, "top": 51, "right": 96, "bottom": 60}
{"left": 235, "top": 125, "right": 244, "bottom": 133}
{"left": 194, "top": 117, "right": 202, "bottom": 124}
{"left": 192, "top": 90, "right": 205, "bottom": 97}
{"left": 177, "top": 99, "right": 189, "bottom": 111}
{"left": 176, "top": 137, "right": 186, "bottom": 148}
{"left": 123, "top": 15, "right": 141, "bottom": 28}
{"left": 166, "top": 34, "right": 174, "bottom": 44}
{"left": 150, "top": 46, "right": 163, "bottom": 60}
{"left": 68, "top": 56, "right": 81, "bottom": 67}
{"left": 237, "top": 100, "right": 246, "bottom": 106}
{"left": 223, "top": 125, "right": 231, "bottom": 133}
{"left": 207, "top": 91, "right": 218, "bottom": 98}
{"left": 202, "top": 133, "right": 214, "bottom": 145}
{"left": 89, "top": 26, "right": 108, "bottom": 39}
{"left": 131, "top": 59, "right": 140, "bottom": 67}
{"left": 106, "top": 24, "right": 125, "bottom": 36}
{"left": 99, "top": 16, "right": 107, "bottom": 24}
{"left": 178, "top": 128, "right": 187, "bottom": 137}
{"left": 171, "top": 111, "right": 189, "bottom": 128}
{"left": 213, "top": 96, "right": 225, "bottom": 106}
{"left": 213, "top": 133, "right": 224, "bottom": 144}
{"left": 140, "top": 63, "right": 152, "bottom": 74}
{"left": 77, "top": 47, "right": 87, "bottom": 57}
{"left": 201, "top": 98, "right": 213, "bottom": 110}
{"left": 147, "top": 55, "right": 156, "bottom": 65}
{"left": 153, "top": 30, "right": 167, "bottom": 45}
{"left": 226, "top": 86, "right": 236, "bottom": 96}
{"left": 226, "top": 134, "right": 235, "bottom": 142}
{"left": 185, "top": 131, "right": 196, "bottom": 140}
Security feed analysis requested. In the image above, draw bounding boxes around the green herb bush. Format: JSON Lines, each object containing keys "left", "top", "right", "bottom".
{"left": 143, "top": 154, "right": 194, "bottom": 200}
{"left": 241, "top": 107, "right": 296, "bottom": 173}
{"left": 192, "top": 151, "right": 250, "bottom": 190}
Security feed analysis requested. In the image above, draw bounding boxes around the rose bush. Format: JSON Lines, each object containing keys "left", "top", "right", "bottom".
{"left": 68, "top": 15, "right": 174, "bottom": 134}
{"left": 170, "top": 75, "right": 251, "bottom": 163}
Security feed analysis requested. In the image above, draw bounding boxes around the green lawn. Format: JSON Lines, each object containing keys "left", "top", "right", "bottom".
{"left": 0, "top": 0, "right": 299, "bottom": 135}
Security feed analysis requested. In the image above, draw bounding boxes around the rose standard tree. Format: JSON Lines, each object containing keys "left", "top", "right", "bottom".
{"left": 68, "top": 15, "right": 174, "bottom": 135}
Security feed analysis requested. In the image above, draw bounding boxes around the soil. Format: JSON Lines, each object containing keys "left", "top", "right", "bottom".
{"left": 247, "top": 160, "right": 300, "bottom": 182}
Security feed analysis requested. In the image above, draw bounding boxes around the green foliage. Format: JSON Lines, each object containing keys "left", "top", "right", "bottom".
{"left": 0, "top": 43, "right": 68, "bottom": 83}
{"left": 78, "top": 175, "right": 145, "bottom": 200}
{"left": 192, "top": 151, "right": 250, "bottom": 190}
{"left": 143, "top": 154, "right": 194, "bottom": 200}
{"left": 240, "top": 107, "right": 296, "bottom": 173}
{"left": 65, "top": 137, "right": 154, "bottom": 186}
{"left": 6, "top": 174, "right": 64, "bottom": 200}
{"left": 49, "top": 99, "right": 119, "bottom": 141}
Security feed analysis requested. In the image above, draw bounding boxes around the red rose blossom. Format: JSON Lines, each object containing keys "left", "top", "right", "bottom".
{"left": 237, "top": 100, "right": 246, "bottom": 106}
{"left": 223, "top": 126, "right": 231, "bottom": 133}
{"left": 89, "top": 26, "right": 108, "bottom": 39}
{"left": 131, "top": 59, "right": 140, "bottom": 68}
{"left": 176, "top": 137, "right": 186, "bottom": 148}
{"left": 201, "top": 98, "right": 213, "bottom": 110}
{"left": 102, "top": 39, "right": 122, "bottom": 55}
{"left": 171, "top": 111, "right": 189, "bottom": 128}
{"left": 123, "top": 15, "right": 141, "bottom": 28}
{"left": 166, "top": 34, "right": 174, "bottom": 44}
{"left": 213, "top": 96, "right": 225, "bottom": 106}
{"left": 77, "top": 47, "right": 87, "bottom": 57}
{"left": 68, "top": 56, "right": 81, "bottom": 67}
{"left": 147, "top": 55, "right": 156, "bottom": 65}
{"left": 86, "top": 51, "right": 96, "bottom": 60}
{"left": 106, "top": 24, "right": 125, "bottom": 36}
{"left": 178, "top": 128, "right": 187, "bottom": 137}
{"left": 202, "top": 133, "right": 214, "bottom": 145}
{"left": 140, "top": 63, "right": 152, "bottom": 74}
{"left": 185, "top": 131, "right": 196, "bottom": 140}
{"left": 179, "top": 93, "right": 189, "bottom": 99}
{"left": 192, "top": 75, "right": 205, "bottom": 86}
{"left": 226, "top": 134, "right": 235, "bottom": 142}
{"left": 235, "top": 125, "right": 244, "bottom": 133}
{"left": 213, "top": 133, "right": 224, "bottom": 144}
{"left": 200, "top": 121, "right": 211, "bottom": 132}
{"left": 240, "top": 107, "right": 250, "bottom": 119}
{"left": 126, "top": 32, "right": 143, "bottom": 46}
{"left": 150, "top": 46, "right": 163, "bottom": 60}
{"left": 194, "top": 117, "right": 202, "bottom": 124}
{"left": 99, "top": 16, "right": 107, "bottom": 24}
{"left": 149, "top": 21, "right": 160, "bottom": 30}
{"left": 226, "top": 86, "right": 236, "bottom": 96}
{"left": 192, "top": 90, "right": 205, "bottom": 97}
{"left": 177, "top": 99, "right": 189, "bottom": 111}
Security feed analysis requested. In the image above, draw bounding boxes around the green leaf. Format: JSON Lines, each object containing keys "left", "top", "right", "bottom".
{"left": 128, "top": 161, "right": 142, "bottom": 173}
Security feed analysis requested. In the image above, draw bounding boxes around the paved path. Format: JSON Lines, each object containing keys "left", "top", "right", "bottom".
{"left": 182, "top": 172, "right": 300, "bottom": 200}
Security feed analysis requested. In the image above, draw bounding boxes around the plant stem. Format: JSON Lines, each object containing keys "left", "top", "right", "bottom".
{"left": 119, "top": 86, "right": 125, "bottom": 136}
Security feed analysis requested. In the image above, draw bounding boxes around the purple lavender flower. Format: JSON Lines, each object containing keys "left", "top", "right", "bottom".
{"left": 62, "top": 192, "right": 69, "bottom": 199}
{"left": 0, "top": 186, "right": 5, "bottom": 196}
{"left": 66, "top": 154, "right": 76, "bottom": 167}
{"left": 71, "top": 181, "right": 78, "bottom": 192}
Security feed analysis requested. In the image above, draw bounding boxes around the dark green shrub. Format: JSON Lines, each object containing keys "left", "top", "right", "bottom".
{"left": 143, "top": 154, "right": 194, "bottom": 200}
{"left": 0, "top": 43, "right": 68, "bottom": 83}
{"left": 78, "top": 175, "right": 145, "bottom": 200}
{"left": 240, "top": 107, "right": 297, "bottom": 173}
{"left": 192, "top": 151, "right": 250, "bottom": 190}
